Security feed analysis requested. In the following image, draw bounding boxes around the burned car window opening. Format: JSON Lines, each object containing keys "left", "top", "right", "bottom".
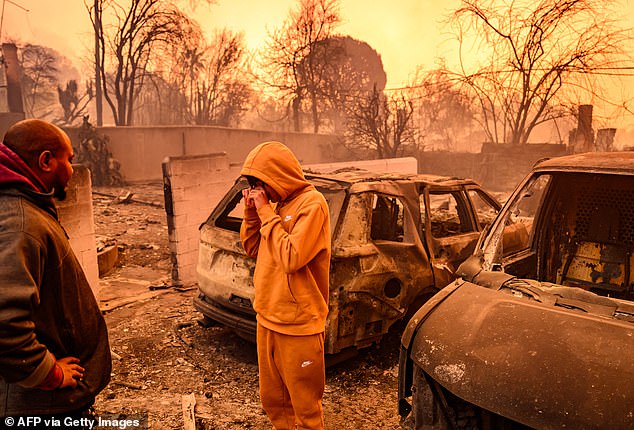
{"left": 214, "top": 189, "right": 245, "bottom": 232}
{"left": 370, "top": 193, "right": 406, "bottom": 243}
{"left": 493, "top": 172, "right": 634, "bottom": 300}
{"left": 493, "top": 174, "right": 552, "bottom": 260}
{"left": 467, "top": 189, "right": 500, "bottom": 229}
{"left": 211, "top": 179, "right": 343, "bottom": 235}
{"left": 546, "top": 173, "right": 634, "bottom": 299}
{"left": 428, "top": 191, "right": 472, "bottom": 238}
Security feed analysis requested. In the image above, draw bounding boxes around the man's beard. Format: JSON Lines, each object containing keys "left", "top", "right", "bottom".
{"left": 53, "top": 186, "right": 67, "bottom": 201}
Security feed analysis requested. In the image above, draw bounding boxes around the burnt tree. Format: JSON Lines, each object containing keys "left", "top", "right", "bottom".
{"left": 346, "top": 85, "right": 416, "bottom": 158}
{"left": 451, "top": 0, "right": 629, "bottom": 145}
{"left": 87, "top": 0, "right": 195, "bottom": 125}
{"left": 260, "top": 0, "right": 341, "bottom": 133}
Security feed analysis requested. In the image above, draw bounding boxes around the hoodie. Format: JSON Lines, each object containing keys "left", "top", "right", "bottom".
{"left": 240, "top": 142, "right": 331, "bottom": 336}
{"left": 0, "top": 142, "right": 48, "bottom": 193}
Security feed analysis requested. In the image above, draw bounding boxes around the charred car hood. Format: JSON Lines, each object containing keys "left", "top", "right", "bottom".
{"left": 407, "top": 279, "right": 634, "bottom": 429}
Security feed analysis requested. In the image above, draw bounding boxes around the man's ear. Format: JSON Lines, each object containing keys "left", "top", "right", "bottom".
{"left": 38, "top": 150, "right": 55, "bottom": 172}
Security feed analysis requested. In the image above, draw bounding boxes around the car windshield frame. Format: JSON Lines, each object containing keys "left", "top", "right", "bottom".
{"left": 479, "top": 172, "right": 552, "bottom": 270}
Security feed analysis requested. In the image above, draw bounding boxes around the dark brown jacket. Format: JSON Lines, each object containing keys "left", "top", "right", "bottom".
{"left": 0, "top": 186, "right": 111, "bottom": 416}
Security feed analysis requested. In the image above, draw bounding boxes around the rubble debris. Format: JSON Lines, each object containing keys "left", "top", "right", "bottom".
{"left": 117, "top": 191, "right": 134, "bottom": 204}
{"left": 149, "top": 283, "right": 172, "bottom": 291}
{"left": 100, "top": 289, "right": 170, "bottom": 314}
{"left": 113, "top": 381, "right": 143, "bottom": 390}
{"left": 92, "top": 190, "right": 164, "bottom": 208}
{"left": 173, "top": 322, "right": 195, "bottom": 348}
{"left": 76, "top": 117, "right": 123, "bottom": 186}
{"left": 96, "top": 237, "right": 117, "bottom": 252}
{"left": 97, "top": 242, "right": 119, "bottom": 277}
{"left": 182, "top": 393, "right": 196, "bottom": 430}
{"left": 197, "top": 316, "right": 216, "bottom": 328}
{"left": 146, "top": 282, "right": 195, "bottom": 292}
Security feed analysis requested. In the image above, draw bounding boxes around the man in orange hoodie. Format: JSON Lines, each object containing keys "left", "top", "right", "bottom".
{"left": 240, "top": 141, "right": 331, "bottom": 430}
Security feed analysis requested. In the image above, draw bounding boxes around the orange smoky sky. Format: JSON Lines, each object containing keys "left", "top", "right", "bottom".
{"left": 2, "top": 0, "right": 634, "bottom": 125}
{"left": 2, "top": 0, "right": 462, "bottom": 87}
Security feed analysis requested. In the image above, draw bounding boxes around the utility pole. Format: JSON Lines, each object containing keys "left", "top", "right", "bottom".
{"left": 94, "top": 0, "right": 103, "bottom": 126}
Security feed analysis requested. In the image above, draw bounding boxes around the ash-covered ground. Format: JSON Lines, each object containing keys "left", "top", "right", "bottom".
{"left": 92, "top": 183, "right": 401, "bottom": 429}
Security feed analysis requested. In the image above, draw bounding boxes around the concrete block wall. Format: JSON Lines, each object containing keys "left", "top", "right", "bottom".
{"left": 63, "top": 123, "right": 569, "bottom": 193}
{"left": 306, "top": 157, "right": 418, "bottom": 174}
{"left": 417, "top": 144, "right": 568, "bottom": 192}
{"left": 56, "top": 165, "right": 100, "bottom": 297}
{"left": 162, "top": 153, "right": 240, "bottom": 284}
{"left": 64, "top": 125, "right": 340, "bottom": 183}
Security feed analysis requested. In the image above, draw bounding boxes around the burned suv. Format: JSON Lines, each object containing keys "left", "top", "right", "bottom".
{"left": 399, "top": 152, "right": 634, "bottom": 429}
{"left": 195, "top": 169, "right": 502, "bottom": 355}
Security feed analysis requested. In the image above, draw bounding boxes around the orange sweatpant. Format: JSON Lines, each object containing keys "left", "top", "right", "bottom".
{"left": 257, "top": 324, "right": 325, "bottom": 430}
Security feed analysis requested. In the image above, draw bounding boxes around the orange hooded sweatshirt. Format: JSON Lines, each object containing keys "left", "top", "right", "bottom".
{"left": 240, "top": 142, "right": 331, "bottom": 336}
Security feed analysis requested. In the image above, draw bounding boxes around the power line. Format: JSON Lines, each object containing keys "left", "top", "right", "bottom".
{"left": 384, "top": 66, "right": 634, "bottom": 92}
{"left": 0, "top": 0, "right": 29, "bottom": 42}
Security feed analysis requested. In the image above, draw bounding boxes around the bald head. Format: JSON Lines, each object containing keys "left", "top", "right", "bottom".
{"left": 3, "top": 119, "right": 70, "bottom": 168}
{"left": 3, "top": 119, "right": 75, "bottom": 199}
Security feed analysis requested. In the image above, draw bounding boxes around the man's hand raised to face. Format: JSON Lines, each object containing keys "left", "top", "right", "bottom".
{"left": 248, "top": 186, "right": 269, "bottom": 209}
{"left": 242, "top": 188, "right": 255, "bottom": 208}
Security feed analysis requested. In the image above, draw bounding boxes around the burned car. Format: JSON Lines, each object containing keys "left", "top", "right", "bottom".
{"left": 398, "top": 152, "right": 634, "bottom": 429}
{"left": 195, "top": 169, "right": 503, "bottom": 355}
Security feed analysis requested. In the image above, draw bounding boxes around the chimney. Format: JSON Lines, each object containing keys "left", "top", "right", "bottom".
{"left": 2, "top": 43, "right": 24, "bottom": 114}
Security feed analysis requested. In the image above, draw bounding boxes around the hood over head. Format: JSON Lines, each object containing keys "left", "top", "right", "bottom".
{"left": 240, "top": 141, "right": 310, "bottom": 201}
{"left": 0, "top": 142, "right": 48, "bottom": 193}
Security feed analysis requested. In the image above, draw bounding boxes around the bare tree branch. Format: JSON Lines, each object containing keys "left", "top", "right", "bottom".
{"left": 259, "top": 0, "right": 341, "bottom": 132}
{"left": 345, "top": 85, "right": 417, "bottom": 158}
{"left": 86, "top": 0, "right": 195, "bottom": 125}
{"left": 451, "top": 0, "right": 630, "bottom": 145}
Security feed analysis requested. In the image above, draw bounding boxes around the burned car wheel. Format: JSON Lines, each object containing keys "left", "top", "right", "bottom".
{"left": 405, "top": 365, "right": 451, "bottom": 429}
{"left": 409, "top": 366, "right": 527, "bottom": 430}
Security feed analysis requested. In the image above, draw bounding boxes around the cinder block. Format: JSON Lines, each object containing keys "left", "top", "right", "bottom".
{"left": 179, "top": 266, "right": 197, "bottom": 284}
{"left": 208, "top": 157, "right": 230, "bottom": 171}
{"left": 181, "top": 157, "right": 212, "bottom": 173}
{"left": 178, "top": 249, "right": 198, "bottom": 263}
{"left": 182, "top": 183, "right": 206, "bottom": 196}
{"left": 185, "top": 236, "right": 201, "bottom": 254}
{"left": 56, "top": 164, "right": 99, "bottom": 298}
{"left": 97, "top": 244, "right": 119, "bottom": 277}
{"left": 184, "top": 187, "right": 211, "bottom": 201}
{"left": 167, "top": 229, "right": 180, "bottom": 244}
{"left": 172, "top": 213, "right": 189, "bottom": 228}
{"left": 166, "top": 160, "right": 183, "bottom": 176}
{"left": 172, "top": 189, "right": 188, "bottom": 205}
{"left": 164, "top": 154, "right": 240, "bottom": 285}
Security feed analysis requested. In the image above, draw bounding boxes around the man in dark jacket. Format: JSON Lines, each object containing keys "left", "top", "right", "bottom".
{"left": 0, "top": 119, "right": 111, "bottom": 421}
